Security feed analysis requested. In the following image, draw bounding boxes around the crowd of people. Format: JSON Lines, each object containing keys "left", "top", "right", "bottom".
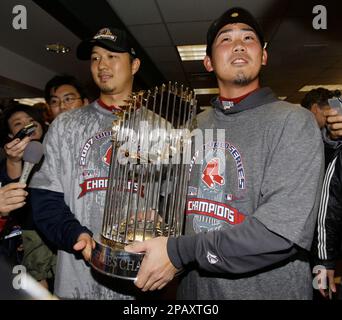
{"left": 0, "top": 75, "right": 88, "bottom": 291}
{"left": 1, "top": 6, "right": 342, "bottom": 300}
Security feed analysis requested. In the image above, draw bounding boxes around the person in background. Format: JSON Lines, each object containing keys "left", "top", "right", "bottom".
{"left": 302, "top": 89, "right": 342, "bottom": 299}
{"left": 312, "top": 140, "right": 342, "bottom": 299}
{"left": 32, "top": 102, "right": 53, "bottom": 126}
{"left": 44, "top": 75, "right": 89, "bottom": 121}
{"left": 1, "top": 105, "right": 45, "bottom": 179}
{"left": 301, "top": 88, "right": 342, "bottom": 167}
{"left": 0, "top": 183, "right": 27, "bottom": 216}
{"left": 0, "top": 182, "right": 27, "bottom": 263}
{"left": 0, "top": 104, "right": 55, "bottom": 290}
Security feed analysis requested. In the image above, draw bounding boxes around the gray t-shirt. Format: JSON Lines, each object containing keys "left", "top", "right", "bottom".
{"left": 30, "top": 101, "right": 136, "bottom": 299}
{"left": 176, "top": 89, "right": 324, "bottom": 299}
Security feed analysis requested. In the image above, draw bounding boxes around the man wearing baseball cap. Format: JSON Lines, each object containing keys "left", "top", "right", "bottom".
{"left": 77, "top": 27, "right": 137, "bottom": 60}
{"left": 30, "top": 27, "right": 142, "bottom": 299}
{"left": 127, "top": 7, "right": 324, "bottom": 299}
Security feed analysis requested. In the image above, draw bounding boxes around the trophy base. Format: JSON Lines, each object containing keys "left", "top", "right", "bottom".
{"left": 90, "top": 235, "right": 144, "bottom": 280}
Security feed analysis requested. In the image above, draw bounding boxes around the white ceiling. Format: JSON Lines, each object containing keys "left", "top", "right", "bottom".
{"left": 108, "top": 0, "right": 342, "bottom": 103}
{"left": 0, "top": 0, "right": 342, "bottom": 105}
{"left": 0, "top": 0, "right": 89, "bottom": 97}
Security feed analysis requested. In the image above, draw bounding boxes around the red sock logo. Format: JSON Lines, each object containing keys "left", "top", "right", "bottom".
{"left": 201, "top": 158, "right": 225, "bottom": 188}
{"left": 102, "top": 145, "right": 112, "bottom": 166}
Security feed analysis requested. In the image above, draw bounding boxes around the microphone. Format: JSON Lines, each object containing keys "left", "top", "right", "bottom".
{"left": 19, "top": 141, "right": 44, "bottom": 184}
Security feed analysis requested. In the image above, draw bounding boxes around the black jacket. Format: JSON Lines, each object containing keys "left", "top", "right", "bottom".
{"left": 313, "top": 146, "right": 342, "bottom": 269}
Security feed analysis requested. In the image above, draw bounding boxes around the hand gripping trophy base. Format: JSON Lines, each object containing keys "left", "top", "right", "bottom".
{"left": 90, "top": 235, "right": 144, "bottom": 280}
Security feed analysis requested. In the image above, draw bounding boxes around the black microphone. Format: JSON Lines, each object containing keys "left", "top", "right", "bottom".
{"left": 19, "top": 141, "right": 44, "bottom": 184}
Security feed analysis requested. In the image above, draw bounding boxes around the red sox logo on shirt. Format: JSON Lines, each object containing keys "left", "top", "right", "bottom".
{"left": 200, "top": 141, "right": 246, "bottom": 191}
{"left": 102, "top": 145, "right": 112, "bottom": 166}
{"left": 201, "top": 158, "right": 225, "bottom": 188}
{"left": 78, "top": 130, "right": 112, "bottom": 198}
{"left": 78, "top": 132, "right": 143, "bottom": 198}
{"left": 188, "top": 141, "right": 248, "bottom": 231}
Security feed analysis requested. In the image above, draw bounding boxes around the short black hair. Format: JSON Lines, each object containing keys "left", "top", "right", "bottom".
{"left": 301, "top": 87, "right": 341, "bottom": 109}
{"left": 0, "top": 103, "right": 48, "bottom": 147}
{"left": 44, "top": 74, "right": 88, "bottom": 103}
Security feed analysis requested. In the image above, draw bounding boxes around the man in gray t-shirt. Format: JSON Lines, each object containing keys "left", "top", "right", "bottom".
{"left": 126, "top": 7, "right": 324, "bottom": 299}
{"left": 30, "top": 27, "right": 142, "bottom": 299}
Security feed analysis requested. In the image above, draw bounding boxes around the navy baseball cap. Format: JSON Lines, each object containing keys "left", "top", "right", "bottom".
{"left": 206, "top": 7, "right": 265, "bottom": 56}
{"left": 77, "top": 27, "right": 136, "bottom": 60}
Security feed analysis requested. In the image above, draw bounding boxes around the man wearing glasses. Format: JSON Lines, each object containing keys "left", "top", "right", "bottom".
{"left": 44, "top": 75, "right": 89, "bottom": 121}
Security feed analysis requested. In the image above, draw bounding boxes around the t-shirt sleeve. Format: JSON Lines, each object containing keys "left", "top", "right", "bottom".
{"left": 29, "top": 120, "right": 64, "bottom": 193}
{"left": 254, "top": 108, "right": 324, "bottom": 250}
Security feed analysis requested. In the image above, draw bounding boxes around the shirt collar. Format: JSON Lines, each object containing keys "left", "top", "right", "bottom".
{"left": 97, "top": 99, "right": 122, "bottom": 112}
{"left": 219, "top": 88, "right": 260, "bottom": 111}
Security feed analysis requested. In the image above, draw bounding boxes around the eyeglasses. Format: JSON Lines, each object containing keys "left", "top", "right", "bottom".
{"left": 49, "top": 96, "right": 82, "bottom": 108}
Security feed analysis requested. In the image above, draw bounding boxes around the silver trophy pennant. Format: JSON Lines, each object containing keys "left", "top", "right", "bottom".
{"left": 90, "top": 83, "right": 197, "bottom": 280}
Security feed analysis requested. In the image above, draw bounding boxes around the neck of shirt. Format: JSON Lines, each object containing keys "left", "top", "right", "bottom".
{"left": 97, "top": 99, "right": 122, "bottom": 112}
{"left": 219, "top": 87, "right": 260, "bottom": 105}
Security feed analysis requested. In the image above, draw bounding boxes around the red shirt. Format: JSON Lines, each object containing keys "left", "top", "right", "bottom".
{"left": 0, "top": 216, "right": 8, "bottom": 233}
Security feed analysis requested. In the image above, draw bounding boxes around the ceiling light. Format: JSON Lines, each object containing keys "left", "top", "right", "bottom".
{"left": 46, "top": 43, "right": 70, "bottom": 54}
{"left": 278, "top": 96, "right": 287, "bottom": 100}
{"left": 177, "top": 45, "right": 206, "bottom": 61}
{"left": 194, "top": 88, "right": 219, "bottom": 95}
{"left": 14, "top": 98, "right": 46, "bottom": 106}
{"left": 299, "top": 84, "right": 342, "bottom": 92}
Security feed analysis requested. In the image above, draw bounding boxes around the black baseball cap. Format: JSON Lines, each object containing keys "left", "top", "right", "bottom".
{"left": 206, "top": 7, "right": 265, "bottom": 56}
{"left": 77, "top": 27, "right": 136, "bottom": 60}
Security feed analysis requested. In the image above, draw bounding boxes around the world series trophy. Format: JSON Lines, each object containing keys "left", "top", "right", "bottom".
{"left": 90, "top": 82, "right": 197, "bottom": 280}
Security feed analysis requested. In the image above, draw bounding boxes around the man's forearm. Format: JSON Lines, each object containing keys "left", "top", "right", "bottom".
{"left": 167, "top": 217, "right": 298, "bottom": 274}
{"left": 30, "top": 188, "right": 92, "bottom": 252}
